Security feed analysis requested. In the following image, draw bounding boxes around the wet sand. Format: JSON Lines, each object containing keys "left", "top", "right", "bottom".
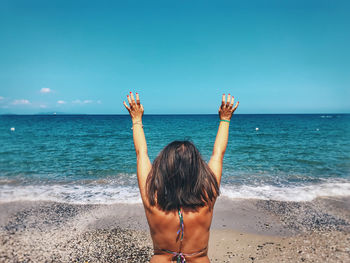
{"left": 0, "top": 197, "right": 349, "bottom": 262}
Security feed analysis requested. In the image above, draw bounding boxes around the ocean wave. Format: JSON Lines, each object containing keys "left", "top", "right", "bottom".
{"left": 221, "top": 179, "right": 350, "bottom": 202}
{"left": 0, "top": 184, "right": 141, "bottom": 204}
{"left": 0, "top": 179, "right": 349, "bottom": 204}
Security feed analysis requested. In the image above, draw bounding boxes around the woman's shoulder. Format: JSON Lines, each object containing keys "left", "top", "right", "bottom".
{"left": 145, "top": 204, "right": 214, "bottom": 222}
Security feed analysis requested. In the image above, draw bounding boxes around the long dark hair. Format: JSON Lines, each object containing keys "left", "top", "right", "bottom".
{"left": 146, "top": 141, "right": 220, "bottom": 211}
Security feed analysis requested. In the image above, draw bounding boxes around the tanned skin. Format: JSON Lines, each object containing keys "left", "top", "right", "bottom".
{"left": 123, "top": 92, "right": 239, "bottom": 262}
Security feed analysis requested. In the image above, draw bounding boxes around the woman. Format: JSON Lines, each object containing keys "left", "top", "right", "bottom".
{"left": 123, "top": 92, "right": 239, "bottom": 263}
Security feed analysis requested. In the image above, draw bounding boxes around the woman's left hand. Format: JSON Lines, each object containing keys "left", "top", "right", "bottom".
{"left": 123, "top": 92, "right": 144, "bottom": 122}
{"left": 219, "top": 93, "right": 239, "bottom": 121}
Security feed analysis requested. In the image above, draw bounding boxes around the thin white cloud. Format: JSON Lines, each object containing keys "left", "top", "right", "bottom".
{"left": 97, "top": 100, "right": 102, "bottom": 104}
{"left": 72, "top": 99, "right": 95, "bottom": 104}
{"left": 57, "top": 100, "right": 66, "bottom": 104}
{"left": 0, "top": 96, "right": 4, "bottom": 100}
{"left": 39, "top": 104, "right": 47, "bottom": 108}
{"left": 12, "top": 99, "right": 31, "bottom": 105}
{"left": 40, "top": 88, "right": 52, "bottom": 93}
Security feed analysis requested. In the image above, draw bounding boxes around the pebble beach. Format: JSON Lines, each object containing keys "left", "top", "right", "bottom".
{"left": 1, "top": 196, "right": 349, "bottom": 262}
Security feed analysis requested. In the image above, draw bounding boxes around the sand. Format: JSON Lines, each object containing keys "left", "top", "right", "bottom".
{"left": 0, "top": 197, "right": 349, "bottom": 262}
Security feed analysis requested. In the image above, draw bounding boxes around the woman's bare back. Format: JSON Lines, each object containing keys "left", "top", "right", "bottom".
{"left": 145, "top": 204, "right": 214, "bottom": 263}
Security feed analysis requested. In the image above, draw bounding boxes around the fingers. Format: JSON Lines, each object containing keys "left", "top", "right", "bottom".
{"left": 233, "top": 101, "right": 239, "bottom": 111}
{"left": 221, "top": 93, "right": 237, "bottom": 107}
{"left": 127, "top": 94, "right": 132, "bottom": 106}
{"left": 230, "top": 96, "right": 234, "bottom": 108}
{"left": 127, "top": 92, "right": 140, "bottom": 108}
{"left": 221, "top": 93, "right": 238, "bottom": 112}
{"left": 129, "top": 92, "right": 136, "bottom": 107}
{"left": 123, "top": 101, "right": 131, "bottom": 112}
{"left": 226, "top": 94, "right": 231, "bottom": 107}
{"left": 136, "top": 92, "right": 140, "bottom": 106}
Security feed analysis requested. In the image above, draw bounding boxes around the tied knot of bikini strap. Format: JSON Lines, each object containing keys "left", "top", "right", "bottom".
{"left": 160, "top": 247, "right": 208, "bottom": 262}
{"left": 176, "top": 252, "right": 186, "bottom": 263}
{"left": 163, "top": 250, "right": 186, "bottom": 263}
{"left": 176, "top": 209, "right": 184, "bottom": 242}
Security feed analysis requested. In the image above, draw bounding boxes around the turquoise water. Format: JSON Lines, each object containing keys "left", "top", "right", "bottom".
{"left": 0, "top": 114, "right": 349, "bottom": 203}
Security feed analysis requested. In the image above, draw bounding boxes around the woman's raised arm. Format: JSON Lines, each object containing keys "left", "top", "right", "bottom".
{"left": 208, "top": 94, "right": 239, "bottom": 187}
{"left": 123, "top": 92, "right": 152, "bottom": 204}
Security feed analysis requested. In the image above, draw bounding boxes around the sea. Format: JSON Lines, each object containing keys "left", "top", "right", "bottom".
{"left": 0, "top": 114, "right": 349, "bottom": 204}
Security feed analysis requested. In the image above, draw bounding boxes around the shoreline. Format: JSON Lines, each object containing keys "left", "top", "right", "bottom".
{"left": 1, "top": 197, "right": 349, "bottom": 262}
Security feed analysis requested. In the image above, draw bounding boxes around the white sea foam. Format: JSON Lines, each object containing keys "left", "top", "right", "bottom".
{"left": 0, "top": 179, "right": 350, "bottom": 204}
{"left": 0, "top": 184, "right": 141, "bottom": 204}
{"left": 221, "top": 179, "right": 350, "bottom": 202}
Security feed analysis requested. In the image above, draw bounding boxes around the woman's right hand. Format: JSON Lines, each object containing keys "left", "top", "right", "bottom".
{"left": 123, "top": 92, "right": 144, "bottom": 122}
{"left": 219, "top": 93, "right": 239, "bottom": 121}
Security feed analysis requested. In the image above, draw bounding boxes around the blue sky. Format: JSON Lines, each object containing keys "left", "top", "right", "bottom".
{"left": 0, "top": 0, "right": 349, "bottom": 114}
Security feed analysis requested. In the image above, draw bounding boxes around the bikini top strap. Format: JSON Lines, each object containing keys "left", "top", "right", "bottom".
{"left": 176, "top": 208, "right": 184, "bottom": 242}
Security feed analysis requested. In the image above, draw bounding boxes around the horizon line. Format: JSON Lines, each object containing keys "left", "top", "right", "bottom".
{"left": 1, "top": 113, "right": 349, "bottom": 116}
